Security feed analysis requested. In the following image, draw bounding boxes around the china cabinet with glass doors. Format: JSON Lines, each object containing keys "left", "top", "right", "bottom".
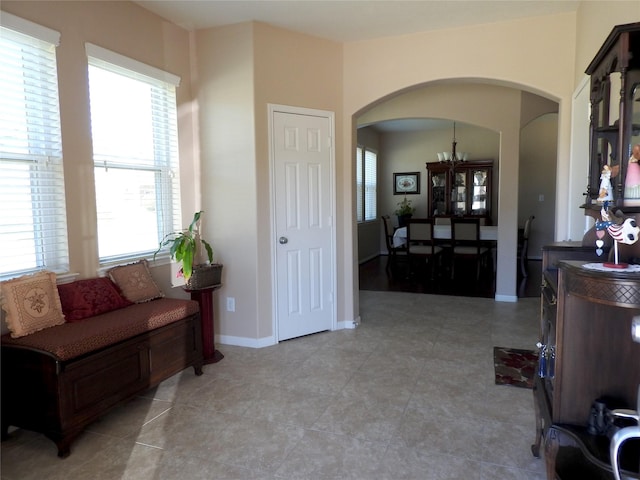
{"left": 426, "top": 160, "right": 493, "bottom": 221}
{"left": 585, "top": 22, "right": 640, "bottom": 211}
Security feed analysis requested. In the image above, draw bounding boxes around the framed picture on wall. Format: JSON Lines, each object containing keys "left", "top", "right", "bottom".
{"left": 394, "top": 172, "right": 420, "bottom": 195}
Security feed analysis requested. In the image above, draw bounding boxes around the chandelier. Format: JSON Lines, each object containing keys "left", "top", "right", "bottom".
{"left": 437, "top": 121, "right": 468, "bottom": 166}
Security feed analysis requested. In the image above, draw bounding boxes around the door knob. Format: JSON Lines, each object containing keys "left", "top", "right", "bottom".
{"left": 279, "top": 237, "right": 288, "bottom": 244}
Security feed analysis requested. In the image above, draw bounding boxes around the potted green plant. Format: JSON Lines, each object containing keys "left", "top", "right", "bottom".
{"left": 154, "top": 211, "right": 222, "bottom": 288}
{"left": 395, "top": 196, "right": 416, "bottom": 227}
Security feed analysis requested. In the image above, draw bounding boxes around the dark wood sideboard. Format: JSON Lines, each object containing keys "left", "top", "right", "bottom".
{"left": 532, "top": 244, "right": 640, "bottom": 479}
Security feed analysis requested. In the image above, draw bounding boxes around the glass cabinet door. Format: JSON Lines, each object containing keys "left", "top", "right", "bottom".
{"left": 431, "top": 171, "right": 447, "bottom": 216}
{"left": 471, "top": 169, "right": 488, "bottom": 215}
{"left": 426, "top": 160, "right": 492, "bottom": 218}
{"left": 452, "top": 171, "right": 466, "bottom": 215}
{"left": 585, "top": 23, "right": 640, "bottom": 210}
{"left": 627, "top": 83, "right": 640, "bottom": 204}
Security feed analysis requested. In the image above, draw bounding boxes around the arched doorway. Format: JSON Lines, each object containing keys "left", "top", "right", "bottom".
{"left": 354, "top": 81, "right": 559, "bottom": 300}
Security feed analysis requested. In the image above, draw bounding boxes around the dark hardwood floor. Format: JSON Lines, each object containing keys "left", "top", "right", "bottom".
{"left": 358, "top": 254, "right": 542, "bottom": 298}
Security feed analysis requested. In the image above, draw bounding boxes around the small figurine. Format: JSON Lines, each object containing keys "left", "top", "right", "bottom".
{"left": 598, "top": 164, "right": 614, "bottom": 203}
{"left": 595, "top": 202, "right": 640, "bottom": 268}
{"left": 625, "top": 143, "right": 640, "bottom": 199}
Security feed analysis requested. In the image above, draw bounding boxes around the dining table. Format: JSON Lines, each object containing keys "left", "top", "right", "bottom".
{"left": 392, "top": 224, "right": 498, "bottom": 248}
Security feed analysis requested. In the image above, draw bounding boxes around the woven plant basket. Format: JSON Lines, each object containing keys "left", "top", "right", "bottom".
{"left": 185, "top": 263, "right": 223, "bottom": 289}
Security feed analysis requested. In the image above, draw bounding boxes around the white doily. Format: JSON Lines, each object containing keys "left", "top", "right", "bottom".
{"left": 582, "top": 262, "right": 640, "bottom": 273}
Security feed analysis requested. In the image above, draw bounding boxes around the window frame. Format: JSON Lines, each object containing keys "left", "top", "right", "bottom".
{"left": 356, "top": 144, "right": 378, "bottom": 223}
{"left": 86, "top": 43, "right": 182, "bottom": 265}
{"left": 0, "top": 13, "right": 69, "bottom": 280}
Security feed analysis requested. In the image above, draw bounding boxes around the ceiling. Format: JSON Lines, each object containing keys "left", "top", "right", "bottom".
{"left": 135, "top": 0, "right": 575, "bottom": 133}
{"left": 135, "top": 0, "right": 580, "bottom": 43}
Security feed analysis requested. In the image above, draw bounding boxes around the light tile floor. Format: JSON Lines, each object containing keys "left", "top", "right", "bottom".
{"left": 1, "top": 291, "right": 546, "bottom": 479}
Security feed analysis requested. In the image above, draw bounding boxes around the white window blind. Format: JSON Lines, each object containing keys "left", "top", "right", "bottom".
{"left": 356, "top": 145, "right": 377, "bottom": 223}
{"left": 356, "top": 146, "right": 363, "bottom": 222}
{"left": 364, "top": 148, "right": 377, "bottom": 221}
{"left": 0, "top": 14, "right": 69, "bottom": 278}
{"left": 86, "top": 44, "right": 182, "bottom": 263}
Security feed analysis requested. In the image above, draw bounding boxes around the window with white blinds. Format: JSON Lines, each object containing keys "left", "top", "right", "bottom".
{"left": 86, "top": 44, "right": 182, "bottom": 264}
{"left": 356, "top": 145, "right": 377, "bottom": 223}
{"left": 356, "top": 146, "right": 363, "bottom": 222}
{"left": 0, "top": 14, "right": 69, "bottom": 279}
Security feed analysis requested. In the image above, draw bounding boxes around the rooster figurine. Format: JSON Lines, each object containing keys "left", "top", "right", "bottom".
{"left": 595, "top": 201, "right": 640, "bottom": 268}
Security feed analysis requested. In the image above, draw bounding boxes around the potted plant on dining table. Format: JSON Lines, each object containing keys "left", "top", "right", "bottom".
{"left": 395, "top": 196, "right": 416, "bottom": 228}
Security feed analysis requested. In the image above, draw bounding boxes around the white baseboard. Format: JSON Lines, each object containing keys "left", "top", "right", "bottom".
{"left": 219, "top": 334, "right": 276, "bottom": 348}
{"left": 338, "top": 318, "right": 359, "bottom": 329}
{"left": 495, "top": 294, "right": 518, "bottom": 303}
{"left": 219, "top": 318, "right": 358, "bottom": 348}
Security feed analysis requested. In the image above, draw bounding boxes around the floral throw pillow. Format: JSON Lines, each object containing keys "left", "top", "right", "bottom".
{"left": 107, "top": 260, "right": 164, "bottom": 303}
{"left": 0, "top": 271, "right": 65, "bottom": 338}
{"left": 57, "top": 277, "right": 132, "bottom": 322}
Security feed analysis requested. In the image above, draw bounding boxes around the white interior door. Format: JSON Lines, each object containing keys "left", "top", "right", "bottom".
{"left": 272, "top": 108, "right": 334, "bottom": 341}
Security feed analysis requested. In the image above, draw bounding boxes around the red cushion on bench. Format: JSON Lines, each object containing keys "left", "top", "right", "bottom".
{"left": 57, "top": 277, "right": 132, "bottom": 321}
{"left": 1, "top": 298, "right": 199, "bottom": 361}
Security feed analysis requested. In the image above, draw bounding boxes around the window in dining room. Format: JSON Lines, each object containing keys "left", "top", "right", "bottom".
{"left": 356, "top": 145, "right": 377, "bottom": 223}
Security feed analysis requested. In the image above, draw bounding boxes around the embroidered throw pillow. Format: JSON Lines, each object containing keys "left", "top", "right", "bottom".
{"left": 0, "top": 271, "right": 65, "bottom": 338}
{"left": 107, "top": 260, "right": 164, "bottom": 303}
{"left": 57, "top": 277, "right": 132, "bottom": 322}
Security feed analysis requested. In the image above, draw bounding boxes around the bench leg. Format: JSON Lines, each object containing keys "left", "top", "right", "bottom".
{"left": 44, "top": 433, "right": 74, "bottom": 458}
{"left": 57, "top": 443, "right": 71, "bottom": 458}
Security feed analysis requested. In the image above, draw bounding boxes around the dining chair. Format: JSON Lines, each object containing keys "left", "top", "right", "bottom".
{"left": 406, "top": 218, "right": 443, "bottom": 281}
{"left": 517, "top": 215, "right": 535, "bottom": 277}
{"left": 450, "top": 217, "right": 491, "bottom": 282}
{"left": 381, "top": 215, "right": 407, "bottom": 273}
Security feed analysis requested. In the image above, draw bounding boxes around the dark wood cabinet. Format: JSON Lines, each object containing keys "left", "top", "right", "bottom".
{"left": 534, "top": 243, "right": 607, "bottom": 459}
{"left": 585, "top": 22, "right": 640, "bottom": 211}
{"left": 532, "top": 23, "right": 640, "bottom": 479}
{"left": 533, "top": 247, "right": 640, "bottom": 479}
{"left": 425, "top": 160, "right": 492, "bottom": 220}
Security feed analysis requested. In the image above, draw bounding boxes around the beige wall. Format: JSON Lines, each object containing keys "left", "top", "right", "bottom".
{"left": 376, "top": 124, "right": 500, "bottom": 223}
{"left": 194, "top": 24, "right": 259, "bottom": 341}
{"left": 2, "top": 1, "right": 198, "bottom": 299}
{"left": 519, "top": 114, "right": 559, "bottom": 258}
{"left": 195, "top": 22, "right": 344, "bottom": 343}
{"left": 575, "top": 2, "right": 640, "bottom": 87}
{"left": 4, "top": 0, "right": 639, "bottom": 341}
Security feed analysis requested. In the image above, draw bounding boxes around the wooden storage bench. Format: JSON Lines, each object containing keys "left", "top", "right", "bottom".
{"left": 1, "top": 298, "right": 204, "bottom": 457}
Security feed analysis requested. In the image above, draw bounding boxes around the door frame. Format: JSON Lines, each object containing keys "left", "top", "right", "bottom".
{"left": 568, "top": 75, "right": 591, "bottom": 241}
{"left": 267, "top": 103, "right": 337, "bottom": 341}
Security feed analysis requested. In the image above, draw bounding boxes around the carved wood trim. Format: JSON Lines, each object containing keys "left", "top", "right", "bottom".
{"left": 562, "top": 262, "right": 640, "bottom": 308}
